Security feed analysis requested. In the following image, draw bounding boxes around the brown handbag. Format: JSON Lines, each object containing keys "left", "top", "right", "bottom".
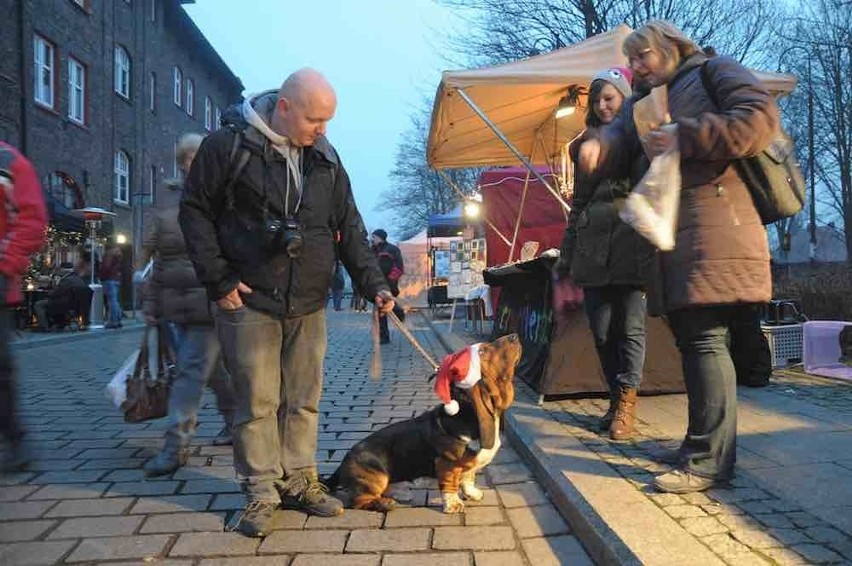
{"left": 122, "top": 325, "right": 175, "bottom": 423}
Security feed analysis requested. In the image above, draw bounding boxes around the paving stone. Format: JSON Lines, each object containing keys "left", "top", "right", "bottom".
{"left": 506, "top": 504, "right": 570, "bottom": 538}
{"left": 680, "top": 516, "right": 729, "bottom": 537}
{"left": 0, "top": 540, "right": 76, "bottom": 565}
{"left": 141, "top": 512, "right": 226, "bottom": 533}
{"left": 260, "top": 529, "right": 348, "bottom": 553}
{"left": 755, "top": 513, "right": 795, "bottom": 529}
{"left": 209, "top": 493, "right": 245, "bottom": 511}
{"left": 729, "top": 525, "right": 785, "bottom": 549}
{"left": 495, "top": 483, "right": 549, "bottom": 508}
{"left": 383, "top": 552, "right": 471, "bottom": 566}
{"left": 791, "top": 543, "right": 844, "bottom": 564}
{"left": 803, "top": 525, "right": 848, "bottom": 544}
{"left": 0, "top": 520, "right": 56, "bottom": 542}
{"left": 180, "top": 479, "right": 240, "bottom": 494}
{"left": 472, "top": 551, "right": 526, "bottom": 566}
{"left": 0, "top": 500, "right": 57, "bottom": 520}
{"left": 105, "top": 480, "right": 181, "bottom": 497}
{"left": 465, "top": 507, "right": 506, "bottom": 526}
{"left": 29, "top": 470, "right": 107, "bottom": 484}
{"left": 170, "top": 532, "right": 260, "bottom": 557}
{"left": 303, "top": 509, "right": 382, "bottom": 529}
{"left": 66, "top": 534, "right": 171, "bottom": 562}
{"left": 433, "top": 526, "right": 516, "bottom": 551}
{"left": 0, "top": 485, "right": 40, "bottom": 501}
{"left": 703, "top": 533, "right": 770, "bottom": 564}
{"left": 786, "top": 511, "right": 824, "bottom": 528}
{"left": 292, "top": 555, "right": 380, "bottom": 566}
{"left": 130, "top": 494, "right": 212, "bottom": 514}
{"left": 645, "top": 492, "right": 685, "bottom": 507}
{"left": 28, "top": 482, "right": 108, "bottom": 500}
{"left": 521, "top": 535, "right": 593, "bottom": 566}
{"left": 46, "top": 497, "right": 133, "bottom": 517}
{"left": 664, "top": 505, "right": 708, "bottom": 519}
{"left": 199, "top": 558, "right": 291, "bottom": 566}
{"left": 485, "top": 463, "right": 533, "bottom": 485}
{"left": 100, "top": 468, "right": 164, "bottom": 482}
{"left": 828, "top": 537, "right": 852, "bottom": 561}
{"left": 48, "top": 515, "right": 144, "bottom": 539}
{"left": 346, "top": 527, "right": 431, "bottom": 552}
{"left": 384, "top": 507, "right": 462, "bottom": 527}
{"left": 767, "top": 527, "right": 813, "bottom": 546}
{"left": 762, "top": 546, "right": 809, "bottom": 565}
{"left": 738, "top": 500, "right": 775, "bottom": 515}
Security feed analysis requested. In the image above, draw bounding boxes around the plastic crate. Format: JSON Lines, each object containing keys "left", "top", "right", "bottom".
{"left": 761, "top": 323, "right": 803, "bottom": 368}
{"left": 802, "top": 321, "right": 852, "bottom": 379}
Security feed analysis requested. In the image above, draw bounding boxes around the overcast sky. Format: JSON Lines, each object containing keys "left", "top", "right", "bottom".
{"left": 184, "top": 0, "right": 460, "bottom": 240}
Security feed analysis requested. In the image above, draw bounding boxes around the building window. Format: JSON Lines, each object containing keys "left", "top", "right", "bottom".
{"left": 149, "top": 165, "right": 156, "bottom": 205}
{"left": 149, "top": 0, "right": 156, "bottom": 21}
{"left": 173, "top": 66, "right": 182, "bottom": 107}
{"left": 215, "top": 106, "right": 221, "bottom": 131}
{"left": 185, "top": 79, "right": 194, "bottom": 116}
{"left": 33, "top": 35, "right": 55, "bottom": 109}
{"left": 204, "top": 97, "right": 212, "bottom": 131}
{"left": 114, "top": 150, "right": 130, "bottom": 204}
{"left": 149, "top": 72, "right": 156, "bottom": 113}
{"left": 68, "top": 57, "right": 86, "bottom": 125}
{"left": 114, "top": 45, "right": 130, "bottom": 98}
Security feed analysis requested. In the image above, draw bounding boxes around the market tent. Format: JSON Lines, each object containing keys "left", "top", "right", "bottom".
{"left": 397, "top": 229, "right": 459, "bottom": 307}
{"left": 427, "top": 24, "right": 798, "bottom": 170}
{"left": 427, "top": 205, "right": 464, "bottom": 238}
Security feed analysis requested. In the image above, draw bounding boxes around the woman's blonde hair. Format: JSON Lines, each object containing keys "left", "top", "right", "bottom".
{"left": 623, "top": 20, "right": 701, "bottom": 67}
{"left": 176, "top": 133, "right": 205, "bottom": 164}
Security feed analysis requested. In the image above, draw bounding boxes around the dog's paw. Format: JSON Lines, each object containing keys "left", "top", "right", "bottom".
{"left": 460, "top": 482, "right": 484, "bottom": 502}
{"left": 442, "top": 492, "right": 465, "bottom": 514}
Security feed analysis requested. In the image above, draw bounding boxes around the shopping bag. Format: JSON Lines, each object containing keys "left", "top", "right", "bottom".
{"left": 619, "top": 150, "right": 681, "bottom": 251}
{"left": 121, "top": 325, "right": 174, "bottom": 423}
{"left": 106, "top": 349, "right": 139, "bottom": 409}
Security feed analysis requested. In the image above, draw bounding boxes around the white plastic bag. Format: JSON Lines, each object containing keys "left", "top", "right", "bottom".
{"left": 619, "top": 150, "right": 681, "bottom": 251}
{"left": 106, "top": 349, "right": 139, "bottom": 409}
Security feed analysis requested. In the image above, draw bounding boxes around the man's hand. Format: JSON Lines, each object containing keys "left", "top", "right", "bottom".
{"left": 217, "top": 282, "right": 252, "bottom": 311}
{"left": 578, "top": 139, "right": 602, "bottom": 173}
{"left": 644, "top": 124, "right": 679, "bottom": 158}
{"left": 375, "top": 290, "right": 395, "bottom": 315}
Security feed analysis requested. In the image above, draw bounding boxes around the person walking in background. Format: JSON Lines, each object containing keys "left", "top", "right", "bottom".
{"left": 0, "top": 142, "right": 48, "bottom": 472}
{"left": 330, "top": 260, "right": 345, "bottom": 311}
{"left": 100, "top": 244, "right": 123, "bottom": 329}
{"left": 556, "top": 67, "right": 652, "bottom": 440}
{"left": 371, "top": 228, "right": 405, "bottom": 344}
{"left": 180, "top": 68, "right": 393, "bottom": 537}
{"left": 140, "top": 133, "right": 236, "bottom": 477}
{"left": 577, "top": 20, "right": 780, "bottom": 493}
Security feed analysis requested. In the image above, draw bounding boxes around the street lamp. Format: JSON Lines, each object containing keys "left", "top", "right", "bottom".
{"left": 72, "top": 206, "right": 116, "bottom": 329}
{"left": 778, "top": 45, "right": 817, "bottom": 260}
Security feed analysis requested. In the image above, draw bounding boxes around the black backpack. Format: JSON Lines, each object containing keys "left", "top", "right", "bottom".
{"left": 700, "top": 61, "right": 806, "bottom": 224}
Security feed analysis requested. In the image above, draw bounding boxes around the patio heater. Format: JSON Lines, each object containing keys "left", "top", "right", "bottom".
{"left": 72, "top": 206, "right": 115, "bottom": 329}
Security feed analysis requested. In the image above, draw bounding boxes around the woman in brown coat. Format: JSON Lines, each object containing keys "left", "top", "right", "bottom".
{"left": 578, "top": 21, "right": 779, "bottom": 493}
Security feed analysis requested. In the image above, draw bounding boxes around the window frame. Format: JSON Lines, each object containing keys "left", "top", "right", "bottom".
{"left": 33, "top": 34, "right": 56, "bottom": 109}
{"left": 214, "top": 106, "right": 221, "bottom": 131}
{"left": 173, "top": 66, "right": 182, "bottom": 107}
{"left": 114, "top": 45, "right": 131, "bottom": 99}
{"left": 149, "top": 71, "right": 156, "bottom": 114}
{"left": 114, "top": 150, "right": 130, "bottom": 204}
{"left": 185, "top": 78, "right": 194, "bottom": 116}
{"left": 67, "top": 56, "right": 87, "bottom": 125}
{"left": 204, "top": 97, "right": 212, "bottom": 131}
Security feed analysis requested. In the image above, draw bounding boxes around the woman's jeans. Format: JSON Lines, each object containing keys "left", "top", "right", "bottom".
{"left": 163, "top": 323, "right": 235, "bottom": 456}
{"left": 102, "top": 280, "right": 122, "bottom": 324}
{"left": 583, "top": 285, "right": 647, "bottom": 391}
{"left": 667, "top": 305, "right": 746, "bottom": 481}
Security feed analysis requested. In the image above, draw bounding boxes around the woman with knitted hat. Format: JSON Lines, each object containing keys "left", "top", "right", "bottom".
{"left": 556, "top": 66, "right": 653, "bottom": 441}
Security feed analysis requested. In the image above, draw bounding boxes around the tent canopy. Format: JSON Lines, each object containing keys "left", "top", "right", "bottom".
{"left": 427, "top": 24, "right": 798, "bottom": 170}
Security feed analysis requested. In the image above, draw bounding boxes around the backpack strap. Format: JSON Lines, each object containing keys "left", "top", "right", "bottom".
{"left": 222, "top": 130, "right": 251, "bottom": 211}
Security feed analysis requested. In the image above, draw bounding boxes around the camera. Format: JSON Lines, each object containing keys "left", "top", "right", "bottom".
{"left": 264, "top": 217, "right": 303, "bottom": 259}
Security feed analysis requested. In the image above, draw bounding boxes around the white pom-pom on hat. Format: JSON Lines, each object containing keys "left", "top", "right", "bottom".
{"left": 434, "top": 344, "right": 482, "bottom": 415}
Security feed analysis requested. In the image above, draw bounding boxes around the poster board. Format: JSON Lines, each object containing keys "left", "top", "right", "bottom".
{"left": 447, "top": 238, "right": 487, "bottom": 299}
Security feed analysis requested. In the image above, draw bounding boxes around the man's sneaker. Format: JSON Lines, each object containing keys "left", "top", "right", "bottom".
{"left": 278, "top": 469, "right": 343, "bottom": 517}
{"left": 212, "top": 426, "right": 233, "bottom": 446}
{"left": 1, "top": 442, "right": 31, "bottom": 473}
{"left": 142, "top": 450, "right": 187, "bottom": 478}
{"left": 654, "top": 469, "right": 718, "bottom": 494}
{"left": 226, "top": 500, "right": 277, "bottom": 538}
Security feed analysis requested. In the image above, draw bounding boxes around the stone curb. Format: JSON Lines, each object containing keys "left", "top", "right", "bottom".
{"left": 419, "top": 311, "right": 632, "bottom": 565}
{"left": 10, "top": 321, "right": 146, "bottom": 351}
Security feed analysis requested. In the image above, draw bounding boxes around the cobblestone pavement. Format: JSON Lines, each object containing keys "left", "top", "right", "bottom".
{"left": 532, "top": 371, "right": 852, "bottom": 565}
{"left": 0, "top": 310, "right": 592, "bottom": 565}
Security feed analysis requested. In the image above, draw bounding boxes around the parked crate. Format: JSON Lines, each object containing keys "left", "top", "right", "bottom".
{"left": 761, "top": 323, "right": 803, "bottom": 369}
{"left": 802, "top": 320, "right": 852, "bottom": 379}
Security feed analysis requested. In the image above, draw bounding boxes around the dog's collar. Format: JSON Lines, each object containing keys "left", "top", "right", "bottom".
{"left": 435, "top": 412, "right": 472, "bottom": 444}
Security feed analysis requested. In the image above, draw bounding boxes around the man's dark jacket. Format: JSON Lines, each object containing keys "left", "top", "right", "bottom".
{"left": 372, "top": 241, "right": 404, "bottom": 296}
{"left": 179, "top": 101, "right": 388, "bottom": 317}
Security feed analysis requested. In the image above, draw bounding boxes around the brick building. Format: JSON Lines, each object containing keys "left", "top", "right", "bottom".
{"left": 1, "top": 0, "right": 243, "bottom": 266}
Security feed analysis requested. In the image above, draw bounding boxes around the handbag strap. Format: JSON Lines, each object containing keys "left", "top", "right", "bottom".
{"left": 155, "top": 324, "right": 176, "bottom": 383}
{"left": 132, "top": 325, "right": 153, "bottom": 381}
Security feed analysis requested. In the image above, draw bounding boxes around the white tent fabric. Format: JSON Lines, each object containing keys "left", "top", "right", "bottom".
{"left": 397, "top": 230, "right": 460, "bottom": 307}
{"left": 427, "top": 24, "right": 798, "bottom": 170}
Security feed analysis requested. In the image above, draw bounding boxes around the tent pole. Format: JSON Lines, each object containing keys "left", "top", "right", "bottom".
{"left": 508, "top": 169, "right": 533, "bottom": 262}
{"left": 455, "top": 88, "right": 571, "bottom": 212}
{"left": 437, "top": 170, "right": 513, "bottom": 248}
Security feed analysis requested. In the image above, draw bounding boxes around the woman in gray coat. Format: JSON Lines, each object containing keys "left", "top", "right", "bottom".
{"left": 579, "top": 21, "right": 779, "bottom": 493}
{"left": 141, "top": 133, "right": 236, "bottom": 477}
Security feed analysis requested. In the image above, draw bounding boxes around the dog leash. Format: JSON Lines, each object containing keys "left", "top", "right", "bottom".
{"left": 387, "top": 309, "right": 440, "bottom": 371}
{"left": 370, "top": 302, "right": 441, "bottom": 380}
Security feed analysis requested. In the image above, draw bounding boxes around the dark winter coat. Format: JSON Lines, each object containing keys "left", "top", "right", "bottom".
{"left": 372, "top": 241, "right": 404, "bottom": 296}
{"left": 595, "top": 54, "right": 779, "bottom": 313}
{"left": 559, "top": 130, "right": 653, "bottom": 288}
{"left": 142, "top": 184, "right": 215, "bottom": 325}
{"left": 179, "top": 96, "right": 388, "bottom": 317}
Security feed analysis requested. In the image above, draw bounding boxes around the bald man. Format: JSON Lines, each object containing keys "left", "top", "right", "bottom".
{"left": 180, "top": 68, "right": 394, "bottom": 537}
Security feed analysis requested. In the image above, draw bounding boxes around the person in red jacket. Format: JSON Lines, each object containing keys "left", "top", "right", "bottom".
{"left": 0, "top": 142, "right": 48, "bottom": 472}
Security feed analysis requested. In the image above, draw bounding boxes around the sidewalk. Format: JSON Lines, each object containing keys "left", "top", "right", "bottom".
{"left": 432, "top": 316, "right": 852, "bottom": 565}
{"left": 10, "top": 314, "right": 147, "bottom": 351}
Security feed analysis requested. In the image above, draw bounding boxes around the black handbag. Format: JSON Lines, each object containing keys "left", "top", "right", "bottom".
{"left": 700, "top": 62, "right": 806, "bottom": 224}
{"left": 122, "top": 325, "right": 175, "bottom": 423}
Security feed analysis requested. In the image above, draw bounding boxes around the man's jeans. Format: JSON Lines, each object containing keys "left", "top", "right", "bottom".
{"left": 583, "top": 286, "right": 647, "bottom": 391}
{"left": 217, "top": 307, "right": 326, "bottom": 503}
{"left": 103, "top": 280, "right": 122, "bottom": 324}
{"left": 0, "top": 306, "right": 22, "bottom": 444}
{"left": 667, "top": 305, "right": 744, "bottom": 481}
{"left": 163, "top": 323, "right": 235, "bottom": 456}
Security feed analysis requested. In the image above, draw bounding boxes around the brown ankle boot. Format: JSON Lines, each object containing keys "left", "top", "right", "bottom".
{"left": 610, "top": 386, "right": 637, "bottom": 440}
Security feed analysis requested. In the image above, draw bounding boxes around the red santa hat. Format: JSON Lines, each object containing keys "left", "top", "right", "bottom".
{"left": 434, "top": 344, "right": 482, "bottom": 415}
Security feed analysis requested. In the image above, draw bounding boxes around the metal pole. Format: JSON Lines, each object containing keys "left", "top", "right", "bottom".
{"left": 508, "top": 169, "right": 533, "bottom": 262}
{"left": 436, "top": 170, "right": 514, "bottom": 248}
{"left": 807, "top": 59, "right": 817, "bottom": 260}
{"left": 455, "top": 88, "right": 571, "bottom": 212}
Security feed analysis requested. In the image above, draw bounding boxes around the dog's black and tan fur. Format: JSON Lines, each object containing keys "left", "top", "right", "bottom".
{"left": 326, "top": 334, "right": 522, "bottom": 513}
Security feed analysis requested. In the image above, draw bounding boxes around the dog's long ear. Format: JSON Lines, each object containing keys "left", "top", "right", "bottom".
{"left": 471, "top": 380, "right": 498, "bottom": 450}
